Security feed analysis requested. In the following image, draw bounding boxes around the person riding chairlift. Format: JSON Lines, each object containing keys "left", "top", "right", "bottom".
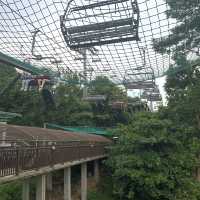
{"left": 28, "top": 75, "right": 38, "bottom": 90}
{"left": 21, "top": 74, "right": 50, "bottom": 91}
{"left": 35, "top": 75, "right": 50, "bottom": 91}
{"left": 21, "top": 73, "right": 32, "bottom": 91}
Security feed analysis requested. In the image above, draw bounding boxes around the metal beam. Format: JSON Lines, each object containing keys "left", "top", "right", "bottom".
{"left": 0, "top": 51, "right": 44, "bottom": 75}
{"left": 72, "top": 0, "right": 129, "bottom": 11}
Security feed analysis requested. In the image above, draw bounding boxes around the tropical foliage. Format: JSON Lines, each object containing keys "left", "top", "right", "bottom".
{"left": 0, "top": 182, "right": 21, "bottom": 200}
{"left": 153, "top": 0, "right": 200, "bottom": 55}
{"left": 0, "top": 64, "right": 136, "bottom": 127}
{"left": 107, "top": 112, "right": 200, "bottom": 200}
{"left": 1, "top": 1, "right": 200, "bottom": 199}
{"left": 106, "top": 1, "right": 200, "bottom": 199}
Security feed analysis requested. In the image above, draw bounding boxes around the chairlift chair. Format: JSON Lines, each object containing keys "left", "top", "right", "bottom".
{"left": 109, "top": 92, "right": 128, "bottom": 110}
{"left": 124, "top": 80, "right": 155, "bottom": 90}
{"left": 60, "top": 0, "right": 140, "bottom": 49}
{"left": 143, "top": 85, "right": 160, "bottom": 94}
{"left": 127, "top": 72, "right": 153, "bottom": 76}
{"left": 110, "top": 101, "right": 127, "bottom": 110}
{"left": 127, "top": 102, "right": 148, "bottom": 112}
{"left": 141, "top": 92, "right": 162, "bottom": 101}
{"left": 82, "top": 95, "right": 107, "bottom": 102}
{"left": 147, "top": 93, "right": 162, "bottom": 102}
{"left": 21, "top": 74, "right": 53, "bottom": 92}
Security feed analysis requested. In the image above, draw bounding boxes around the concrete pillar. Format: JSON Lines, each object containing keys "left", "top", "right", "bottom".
{"left": 22, "top": 179, "right": 30, "bottom": 200}
{"left": 81, "top": 163, "right": 87, "bottom": 200}
{"left": 64, "top": 167, "right": 71, "bottom": 200}
{"left": 46, "top": 173, "right": 53, "bottom": 191}
{"left": 0, "top": 122, "right": 7, "bottom": 146}
{"left": 36, "top": 175, "right": 46, "bottom": 200}
{"left": 94, "top": 160, "right": 100, "bottom": 183}
{"left": 196, "top": 167, "right": 200, "bottom": 181}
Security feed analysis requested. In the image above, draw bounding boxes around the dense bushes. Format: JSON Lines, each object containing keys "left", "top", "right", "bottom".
{"left": 0, "top": 182, "right": 21, "bottom": 200}
{"left": 107, "top": 113, "right": 200, "bottom": 200}
{"left": 88, "top": 176, "right": 115, "bottom": 200}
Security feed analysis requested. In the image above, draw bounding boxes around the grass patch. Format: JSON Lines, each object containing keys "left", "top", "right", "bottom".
{"left": 88, "top": 176, "right": 116, "bottom": 200}
{"left": 88, "top": 190, "right": 115, "bottom": 200}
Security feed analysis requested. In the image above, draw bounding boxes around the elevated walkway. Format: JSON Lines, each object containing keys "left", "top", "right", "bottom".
{"left": 0, "top": 124, "right": 111, "bottom": 184}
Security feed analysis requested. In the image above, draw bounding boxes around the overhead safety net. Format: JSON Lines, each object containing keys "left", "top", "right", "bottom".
{"left": 0, "top": 0, "right": 177, "bottom": 84}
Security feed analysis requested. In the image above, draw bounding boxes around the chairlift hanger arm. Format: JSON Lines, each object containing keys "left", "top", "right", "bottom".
{"left": 31, "top": 29, "right": 40, "bottom": 58}
{"left": 31, "top": 29, "right": 57, "bottom": 62}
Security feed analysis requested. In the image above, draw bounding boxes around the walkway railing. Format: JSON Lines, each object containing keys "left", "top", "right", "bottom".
{"left": 0, "top": 141, "right": 108, "bottom": 178}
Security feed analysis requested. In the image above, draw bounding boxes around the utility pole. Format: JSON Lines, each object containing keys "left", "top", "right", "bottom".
{"left": 75, "top": 48, "right": 98, "bottom": 98}
{"left": 150, "top": 99, "right": 153, "bottom": 112}
{"left": 83, "top": 49, "right": 88, "bottom": 98}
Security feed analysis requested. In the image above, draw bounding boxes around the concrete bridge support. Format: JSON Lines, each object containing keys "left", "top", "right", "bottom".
{"left": 20, "top": 159, "right": 101, "bottom": 200}
{"left": 22, "top": 179, "right": 30, "bottom": 200}
{"left": 94, "top": 160, "right": 99, "bottom": 183}
{"left": 46, "top": 173, "right": 53, "bottom": 191}
{"left": 81, "top": 162, "right": 87, "bottom": 200}
{"left": 64, "top": 167, "right": 71, "bottom": 200}
{"left": 36, "top": 175, "right": 46, "bottom": 200}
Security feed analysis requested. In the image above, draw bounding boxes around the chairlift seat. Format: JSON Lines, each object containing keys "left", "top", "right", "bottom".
{"left": 61, "top": 0, "right": 139, "bottom": 48}
{"left": 67, "top": 18, "right": 134, "bottom": 34}
{"left": 147, "top": 94, "right": 162, "bottom": 102}
{"left": 144, "top": 86, "right": 159, "bottom": 93}
{"left": 82, "top": 95, "right": 107, "bottom": 102}
{"left": 127, "top": 72, "right": 153, "bottom": 76}
{"left": 110, "top": 101, "right": 127, "bottom": 109}
{"left": 125, "top": 81, "right": 155, "bottom": 89}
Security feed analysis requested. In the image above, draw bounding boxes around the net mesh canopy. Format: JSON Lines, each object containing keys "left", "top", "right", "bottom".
{"left": 0, "top": 0, "right": 176, "bottom": 84}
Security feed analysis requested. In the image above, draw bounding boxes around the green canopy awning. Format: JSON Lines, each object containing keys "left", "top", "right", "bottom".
{"left": 0, "top": 111, "right": 22, "bottom": 122}
{"left": 46, "top": 123, "right": 113, "bottom": 137}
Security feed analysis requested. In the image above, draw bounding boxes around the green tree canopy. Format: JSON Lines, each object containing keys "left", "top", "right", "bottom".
{"left": 107, "top": 113, "right": 200, "bottom": 200}
{"left": 0, "top": 66, "right": 135, "bottom": 127}
{"left": 159, "top": 55, "right": 200, "bottom": 129}
{"left": 153, "top": 0, "right": 200, "bottom": 55}
{"left": 0, "top": 62, "right": 17, "bottom": 89}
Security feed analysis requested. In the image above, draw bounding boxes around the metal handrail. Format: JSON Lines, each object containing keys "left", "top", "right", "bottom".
{"left": 0, "top": 142, "right": 109, "bottom": 178}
